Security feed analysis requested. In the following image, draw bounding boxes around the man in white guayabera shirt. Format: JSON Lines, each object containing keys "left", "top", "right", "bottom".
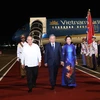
{"left": 21, "top": 36, "right": 42, "bottom": 93}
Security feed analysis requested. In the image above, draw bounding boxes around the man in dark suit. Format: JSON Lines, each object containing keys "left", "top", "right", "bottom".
{"left": 44, "top": 34, "right": 64, "bottom": 90}
{"left": 98, "top": 40, "right": 100, "bottom": 67}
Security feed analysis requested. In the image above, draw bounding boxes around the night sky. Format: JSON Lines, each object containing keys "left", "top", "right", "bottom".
{"left": 1, "top": 2, "right": 100, "bottom": 44}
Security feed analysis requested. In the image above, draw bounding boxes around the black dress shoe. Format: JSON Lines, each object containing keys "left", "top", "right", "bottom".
{"left": 32, "top": 85, "right": 36, "bottom": 88}
{"left": 21, "top": 75, "right": 25, "bottom": 78}
{"left": 68, "top": 86, "right": 75, "bottom": 89}
{"left": 28, "top": 89, "right": 32, "bottom": 93}
{"left": 92, "top": 68, "right": 97, "bottom": 70}
{"left": 51, "top": 86, "right": 55, "bottom": 90}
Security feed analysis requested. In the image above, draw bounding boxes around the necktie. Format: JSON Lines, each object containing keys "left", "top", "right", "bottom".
{"left": 52, "top": 44, "right": 55, "bottom": 50}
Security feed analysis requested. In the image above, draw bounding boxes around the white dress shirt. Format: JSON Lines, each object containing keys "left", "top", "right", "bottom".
{"left": 51, "top": 42, "right": 55, "bottom": 48}
{"left": 17, "top": 41, "right": 27, "bottom": 60}
{"left": 21, "top": 43, "right": 41, "bottom": 67}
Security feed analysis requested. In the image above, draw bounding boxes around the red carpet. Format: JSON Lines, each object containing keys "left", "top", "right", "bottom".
{"left": 0, "top": 61, "right": 100, "bottom": 100}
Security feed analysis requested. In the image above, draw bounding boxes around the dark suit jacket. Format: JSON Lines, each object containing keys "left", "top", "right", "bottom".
{"left": 44, "top": 42, "right": 63, "bottom": 66}
{"left": 98, "top": 44, "right": 100, "bottom": 55}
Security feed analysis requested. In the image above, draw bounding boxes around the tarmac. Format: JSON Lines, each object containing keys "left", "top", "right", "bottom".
{"left": 0, "top": 47, "right": 100, "bottom": 81}
{"left": 0, "top": 48, "right": 16, "bottom": 79}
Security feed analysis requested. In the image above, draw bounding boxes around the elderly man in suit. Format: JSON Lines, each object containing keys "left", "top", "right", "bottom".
{"left": 44, "top": 34, "right": 63, "bottom": 90}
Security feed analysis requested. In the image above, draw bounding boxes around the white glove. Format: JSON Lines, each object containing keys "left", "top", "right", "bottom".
{"left": 17, "top": 58, "right": 19, "bottom": 61}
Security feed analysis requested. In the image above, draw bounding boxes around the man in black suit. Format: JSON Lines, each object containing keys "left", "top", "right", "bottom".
{"left": 44, "top": 34, "right": 64, "bottom": 90}
{"left": 98, "top": 40, "right": 100, "bottom": 67}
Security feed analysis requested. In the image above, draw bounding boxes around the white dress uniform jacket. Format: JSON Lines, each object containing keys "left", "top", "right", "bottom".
{"left": 17, "top": 42, "right": 27, "bottom": 61}
{"left": 89, "top": 41, "right": 98, "bottom": 57}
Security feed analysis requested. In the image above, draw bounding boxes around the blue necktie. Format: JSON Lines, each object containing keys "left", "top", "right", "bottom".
{"left": 52, "top": 44, "right": 55, "bottom": 50}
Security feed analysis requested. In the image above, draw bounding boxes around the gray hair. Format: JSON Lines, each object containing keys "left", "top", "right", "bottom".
{"left": 49, "top": 34, "right": 56, "bottom": 38}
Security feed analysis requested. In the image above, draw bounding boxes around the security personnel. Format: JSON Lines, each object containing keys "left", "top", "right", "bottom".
{"left": 17, "top": 34, "right": 27, "bottom": 78}
{"left": 89, "top": 36, "right": 98, "bottom": 70}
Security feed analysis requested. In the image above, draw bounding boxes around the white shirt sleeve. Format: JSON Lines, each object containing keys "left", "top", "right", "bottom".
{"left": 17, "top": 44, "right": 20, "bottom": 59}
{"left": 21, "top": 47, "right": 25, "bottom": 65}
{"left": 95, "top": 42, "right": 97, "bottom": 50}
{"left": 93, "top": 42, "right": 98, "bottom": 55}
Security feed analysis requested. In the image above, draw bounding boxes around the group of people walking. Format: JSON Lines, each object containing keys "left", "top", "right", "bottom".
{"left": 17, "top": 34, "right": 78, "bottom": 93}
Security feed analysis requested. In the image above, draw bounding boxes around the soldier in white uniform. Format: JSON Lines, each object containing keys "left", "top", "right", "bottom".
{"left": 84, "top": 40, "right": 90, "bottom": 67}
{"left": 88, "top": 43, "right": 93, "bottom": 68}
{"left": 80, "top": 38, "right": 87, "bottom": 66}
{"left": 17, "top": 34, "right": 27, "bottom": 78}
{"left": 89, "top": 36, "right": 98, "bottom": 70}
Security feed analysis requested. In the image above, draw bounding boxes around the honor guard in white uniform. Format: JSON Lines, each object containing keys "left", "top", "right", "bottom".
{"left": 17, "top": 34, "right": 27, "bottom": 78}
{"left": 81, "top": 38, "right": 87, "bottom": 66}
{"left": 89, "top": 36, "right": 98, "bottom": 70}
{"left": 84, "top": 40, "right": 90, "bottom": 67}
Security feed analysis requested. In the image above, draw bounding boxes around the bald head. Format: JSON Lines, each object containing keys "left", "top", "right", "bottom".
{"left": 27, "top": 36, "right": 33, "bottom": 45}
